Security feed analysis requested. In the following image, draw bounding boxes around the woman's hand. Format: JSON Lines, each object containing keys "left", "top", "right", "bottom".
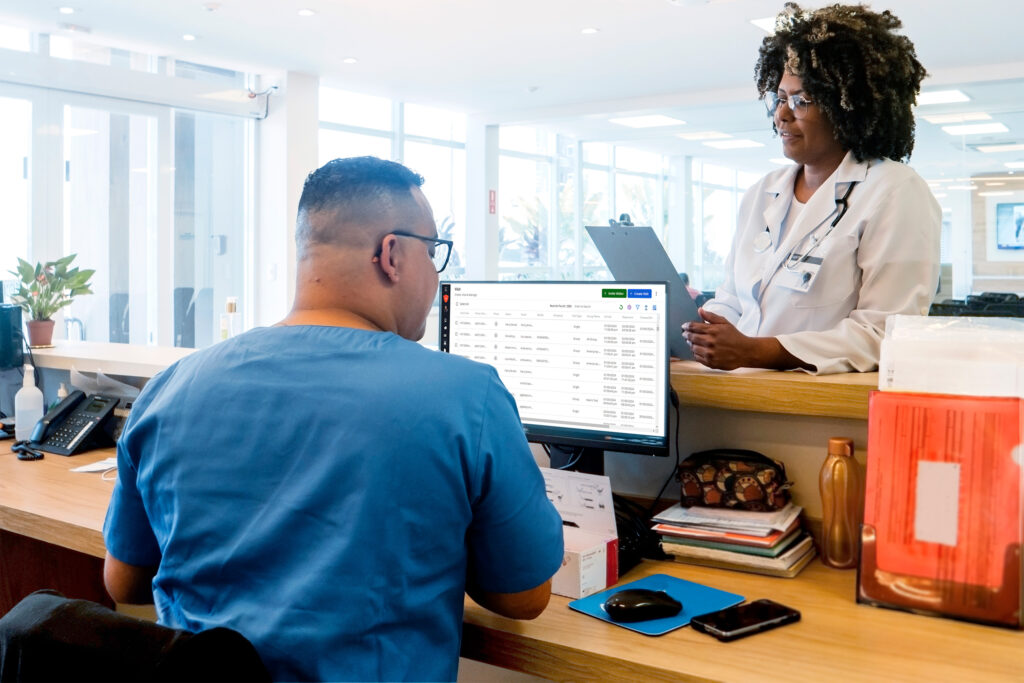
{"left": 683, "top": 308, "right": 811, "bottom": 371}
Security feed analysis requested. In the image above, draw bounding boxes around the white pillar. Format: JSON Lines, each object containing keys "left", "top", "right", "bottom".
{"left": 465, "top": 117, "right": 499, "bottom": 280}
{"left": 254, "top": 71, "right": 319, "bottom": 327}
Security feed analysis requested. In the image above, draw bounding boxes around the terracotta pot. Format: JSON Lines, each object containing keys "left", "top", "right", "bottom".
{"left": 26, "top": 319, "right": 55, "bottom": 347}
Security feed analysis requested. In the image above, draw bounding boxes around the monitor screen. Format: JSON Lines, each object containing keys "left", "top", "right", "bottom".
{"left": 439, "top": 281, "right": 669, "bottom": 456}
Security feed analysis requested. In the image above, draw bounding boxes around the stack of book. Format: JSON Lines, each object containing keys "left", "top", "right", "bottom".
{"left": 652, "top": 502, "right": 816, "bottom": 578}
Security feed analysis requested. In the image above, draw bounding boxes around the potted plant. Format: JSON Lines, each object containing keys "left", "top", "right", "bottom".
{"left": 9, "top": 255, "right": 95, "bottom": 348}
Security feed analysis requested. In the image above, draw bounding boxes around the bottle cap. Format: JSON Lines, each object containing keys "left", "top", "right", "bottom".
{"left": 225, "top": 297, "right": 238, "bottom": 313}
{"left": 828, "top": 437, "right": 854, "bottom": 457}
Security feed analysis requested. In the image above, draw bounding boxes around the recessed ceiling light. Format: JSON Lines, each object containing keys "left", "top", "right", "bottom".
{"left": 977, "top": 143, "right": 1024, "bottom": 154}
{"left": 985, "top": 181, "right": 1006, "bottom": 186}
{"left": 704, "top": 139, "right": 764, "bottom": 149}
{"left": 609, "top": 115, "right": 685, "bottom": 128}
{"left": 931, "top": 192, "right": 947, "bottom": 198}
{"left": 920, "top": 112, "right": 991, "bottom": 125}
{"left": 917, "top": 90, "right": 970, "bottom": 106}
{"left": 182, "top": 34, "right": 196, "bottom": 41}
{"left": 947, "top": 184, "right": 977, "bottom": 190}
{"left": 677, "top": 131, "right": 730, "bottom": 141}
{"left": 58, "top": 7, "right": 75, "bottom": 14}
{"left": 1006, "top": 161, "right": 1024, "bottom": 169}
{"left": 942, "top": 207, "right": 952, "bottom": 213}
{"left": 342, "top": 57, "right": 358, "bottom": 64}
{"left": 298, "top": 8, "right": 316, "bottom": 17}
{"left": 941, "top": 122, "right": 1009, "bottom": 136}
{"left": 979, "top": 191, "right": 1013, "bottom": 197}
{"left": 750, "top": 17, "right": 775, "bottom": 33}
{"left": 581, "top": 27, "right": 600, "bottom": 35}
{"left": 769, "top": 157, "right": 796, "bottom": 165}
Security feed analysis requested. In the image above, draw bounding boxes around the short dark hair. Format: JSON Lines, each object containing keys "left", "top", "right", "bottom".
{"left": 754, "top": 3, "right": 927, "bottom": 162}
{"left": 296, "top": 156, "right": 425, "bottom": 253}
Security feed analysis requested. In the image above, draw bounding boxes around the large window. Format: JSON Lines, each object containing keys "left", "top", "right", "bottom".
{"left": 1, "top": 29, "right": 255, "bottom": 348}
{"left": 62, "top": 103, "right": 157, "bottom": 345}
{"left": 495, "top": 131, "right": 670, "bottom": 281}
{"left": 317, "top": 87, "right": 468, "bottom": 279}
{"left": 690, "top": 161, "right": 761, "bottom": 291}
{"left": 171, "top": 112, "right": 250, "bottom": 349}
{"left": 498, "top": 152, "right": 554, "bottom": 277}
{"left": 0, "top": 95, "right": 31, "bottom": 283}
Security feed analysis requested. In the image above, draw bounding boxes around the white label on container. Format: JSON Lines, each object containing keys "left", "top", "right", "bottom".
{"left": 914, "top": 461, "right": 960, "bottom": 547}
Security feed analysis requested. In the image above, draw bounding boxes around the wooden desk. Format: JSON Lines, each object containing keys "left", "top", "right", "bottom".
{"left": 464, "top": 560, "right": 1024, "bottom": 682}
{"left": 3, "top": 444, "right": 1023, "bottom": 681}
{"left": 0, "top": 446, "right": 115, "bottom": 612}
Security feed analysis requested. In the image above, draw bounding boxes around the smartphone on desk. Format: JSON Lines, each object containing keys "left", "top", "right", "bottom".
{"left": 690, "top": 599, "right": 800, "bottom": 642}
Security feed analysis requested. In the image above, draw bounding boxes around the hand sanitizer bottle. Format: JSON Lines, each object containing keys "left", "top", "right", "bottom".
{"left": 220, "top": 297, "right": 239, "bottom": 341}
{"left": 14, "top": 364, "right": 45, "bottom": 442}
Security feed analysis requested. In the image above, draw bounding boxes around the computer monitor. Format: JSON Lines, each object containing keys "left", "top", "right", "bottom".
{"left": 439, "top": 281, "right": 670, "bottom": 472}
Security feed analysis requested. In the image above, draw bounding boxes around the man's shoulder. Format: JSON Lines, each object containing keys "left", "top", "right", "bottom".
{"left": 396, "top": 338, "right": 501, "bottom": 382}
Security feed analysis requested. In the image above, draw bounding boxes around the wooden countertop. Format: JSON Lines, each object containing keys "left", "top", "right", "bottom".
{"left": 0, "top": 446, "right": 114, "bottom": 558}
{"left": 670, "top": 361, "right": 877, "bottom": 420}
{"left": 463, "top": 559, "right": 1024, "bottom": 682}
{"left": 28, "top": 342, "right": 876, "bottom": 420}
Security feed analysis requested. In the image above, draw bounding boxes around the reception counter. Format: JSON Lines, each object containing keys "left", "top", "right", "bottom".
{"left": 23, "top": 343, "right": 877, "bottom": 521}
{"left": 27, "top": 342, "right": 877, "bottom": 414}
{"left": 670, "top": 360, "right": 876, "bottom": 420}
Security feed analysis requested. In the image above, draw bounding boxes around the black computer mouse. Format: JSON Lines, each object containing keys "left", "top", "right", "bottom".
{"left": 603, "top": 588, "right": 682, "bottom": 623}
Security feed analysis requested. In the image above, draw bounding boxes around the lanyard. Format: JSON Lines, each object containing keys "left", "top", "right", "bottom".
{"left": 783, "top": 181, "right": 857, "bottom": 271}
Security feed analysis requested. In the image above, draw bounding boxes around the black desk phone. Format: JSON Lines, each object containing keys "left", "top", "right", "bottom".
{"left": 30, "top": 390, "right": 121, "bottom": 456}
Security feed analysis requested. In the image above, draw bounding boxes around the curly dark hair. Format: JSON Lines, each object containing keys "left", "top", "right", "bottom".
{"left": 754, "top": 3, "right": 927, "bottom": 162}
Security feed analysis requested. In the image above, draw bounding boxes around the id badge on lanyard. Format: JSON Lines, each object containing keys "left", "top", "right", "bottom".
{"left": 777, "top": 255, "right": 823, "bottom": 292}
{"left": 776, "top": 181, "right": 855, "bottom": 293}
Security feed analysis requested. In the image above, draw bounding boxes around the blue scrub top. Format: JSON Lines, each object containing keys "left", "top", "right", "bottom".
{"left": 104, "top": 326, "right": 564, "bottom": 682}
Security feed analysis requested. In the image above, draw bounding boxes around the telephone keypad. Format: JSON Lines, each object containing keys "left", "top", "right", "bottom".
{"left": 45, "top": 414, "right": 93, "bottom": 448}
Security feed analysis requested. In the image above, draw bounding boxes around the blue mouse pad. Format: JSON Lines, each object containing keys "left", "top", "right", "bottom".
{"left": 568, "top": 574, "right": 743, "bottom": 636}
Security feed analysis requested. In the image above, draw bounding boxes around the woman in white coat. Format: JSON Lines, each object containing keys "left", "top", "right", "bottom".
{"left": 683, "top": 3, "right": 940, "bottom": 375}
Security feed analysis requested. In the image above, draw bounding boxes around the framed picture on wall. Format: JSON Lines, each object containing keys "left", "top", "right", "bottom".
{"left": 995, "top": 202, "right": 1024, "bottom": 250}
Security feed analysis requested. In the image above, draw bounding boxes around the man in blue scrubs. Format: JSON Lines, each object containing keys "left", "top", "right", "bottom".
{"left": 103, "top": 156, "right": 565, "bottom": 682}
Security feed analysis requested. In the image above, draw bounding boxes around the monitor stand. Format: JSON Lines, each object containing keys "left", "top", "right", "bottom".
{"left": 547, "top": 445, "right": 604, "bottom": 475}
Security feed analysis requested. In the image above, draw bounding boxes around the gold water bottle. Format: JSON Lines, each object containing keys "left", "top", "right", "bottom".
{"left": 818, "top": 437, "right": 863, "bottom": 569}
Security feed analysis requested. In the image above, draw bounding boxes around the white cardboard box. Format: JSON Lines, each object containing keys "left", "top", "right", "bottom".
{"left": 541, "top": 468, "right": 618, "bottom": 599}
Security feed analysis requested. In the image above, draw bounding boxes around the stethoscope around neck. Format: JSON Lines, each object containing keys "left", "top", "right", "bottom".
{"left": 753, "top": 182, "right": 858, "bottom": 269}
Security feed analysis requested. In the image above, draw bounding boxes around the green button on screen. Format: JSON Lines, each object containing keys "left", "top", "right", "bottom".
{"left": 602, "top": 289, "right": 627, "bottom": 298}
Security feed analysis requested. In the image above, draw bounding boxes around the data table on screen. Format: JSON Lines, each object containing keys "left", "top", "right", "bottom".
{"left": 443, "top": 282, "right": 667, "bottom": 443}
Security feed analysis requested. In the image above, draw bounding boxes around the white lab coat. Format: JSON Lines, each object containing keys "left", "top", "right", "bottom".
{"left": 703, "top": 151, "right": 940, "bottom": 374}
